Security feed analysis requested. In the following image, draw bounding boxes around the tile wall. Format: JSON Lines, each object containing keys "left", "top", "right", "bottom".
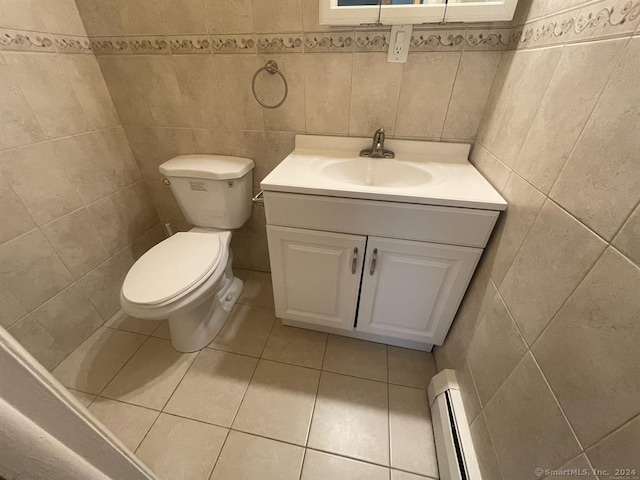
{"left": 435, "top": 0, "right": 640, "bottom": 478}
{"left": 74, "top": 0, "right": 510, "bottom": 271}
{"left": 0, "top": 0, "right": 164, "bottom": 370}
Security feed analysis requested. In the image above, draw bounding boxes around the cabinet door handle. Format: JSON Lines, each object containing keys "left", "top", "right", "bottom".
{"left": 369, "top": 248, "right": 378, "bottom": 275}
{"left": 351, "top": 247, "right": 359, "bottom": 274}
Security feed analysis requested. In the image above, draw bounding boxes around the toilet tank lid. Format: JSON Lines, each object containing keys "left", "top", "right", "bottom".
{"left": 159, "top": 155, "right": 255, "bottom": 180}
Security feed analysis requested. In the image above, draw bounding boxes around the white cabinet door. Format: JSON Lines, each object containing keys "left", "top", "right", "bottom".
{"left": 356, "top": 237, "right": 481, "bottom": 345}
{"left": 267, "top": 226, "right": 366, "bottom": 331}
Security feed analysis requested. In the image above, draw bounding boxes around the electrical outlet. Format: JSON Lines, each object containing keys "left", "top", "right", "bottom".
{"left": 387, "top": 25, "right": 412, "bottom": 63}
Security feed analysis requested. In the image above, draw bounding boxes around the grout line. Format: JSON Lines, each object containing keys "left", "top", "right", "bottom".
{"left": 437, "top": 50, "right": 464, "bottom": 141}
{"left": 478, "top": 409, "right": 507, "bottom": 480}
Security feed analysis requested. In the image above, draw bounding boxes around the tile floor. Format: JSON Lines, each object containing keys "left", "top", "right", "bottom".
{"left": 54, "top": 270, "right": 440, "bottom": 480}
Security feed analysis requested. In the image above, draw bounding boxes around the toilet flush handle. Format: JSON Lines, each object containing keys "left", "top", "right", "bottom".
{"left": 252, "top": 190, "right": 265, "bottom": 206}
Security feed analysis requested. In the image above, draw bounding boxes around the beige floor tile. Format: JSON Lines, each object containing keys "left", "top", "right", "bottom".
{"left": 88, "top": 398, "right": 159, "bottom": 452}
{"left": 233, "top": 360, "right": 320, "bottom": 445}
{"left": 238, "top": 270, "right": 274, "bottom": 310}
{"left": 301, "top": 449, "right": 390, "bottom": 480}
{"left": 388, "top": 346, "right": 437, "bottom": 390}
{"left": 262, "top": 320, "right": 327, "bottom": 369}
{"left": 105, "top": 310, "right": 159, "bottom": 335}
{"left": 210, "top": 431, "right": 304, "bottom": 480}
{"left": 151, "top": 320, "right": 171, "bottom": 340}
{"left": 69, "top": 389, "right": 96, "bottom": 407}
{"left": 323, "top": 335, "right": 388, "bottom": 382}
{"left": 164, "top": 349, "right": 257, "bottom": 427}
{"left": 391, "top": 470, "right": 436, "bottom": 480}
{"left": 308, "top": 372, "right": 389, "bottom": 466}
{"left": 53, "top": 327, "right": 146, "bottom": 394}
{"left": 389, "top": 385, "right": 438, "bottom": 478}
{"left": 136, "top": 414, "right": 227, "bottom": 480}
{"left": 209, "top": 304, "right": 275, "bottom": 357}
{"left": 101, "top": 337, "right": 197, "bottom": 410}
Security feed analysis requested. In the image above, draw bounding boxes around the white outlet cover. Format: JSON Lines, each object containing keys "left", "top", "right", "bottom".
{"left": 388, "top": 24, "right": 413, "bottom": 63}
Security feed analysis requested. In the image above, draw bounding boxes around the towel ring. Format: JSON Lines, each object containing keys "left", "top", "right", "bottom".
{"left": 251, "top": 60, "right": 288, "bottom": 109}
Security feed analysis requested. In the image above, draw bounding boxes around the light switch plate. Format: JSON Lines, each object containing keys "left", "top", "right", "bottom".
{"left": 388, "top": 25, "right": 413, "bottom": 63}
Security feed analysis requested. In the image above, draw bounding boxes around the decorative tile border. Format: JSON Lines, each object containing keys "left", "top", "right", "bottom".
{"left": 304, "top": 33, "right": 354, "bottom": 53}
{"left": 464, "top": 29, "right": 512, "bottom": 51}
{"left": 0, "top": 29, "right": 56, "bottom": 53}
{"left": 53, "top": 35, "right": 93, "bottom": 54}
{"left": 168, "top": 36, "right": 211, "bottom": 54}
{"left": 209, "top": 35, "right": 255, "bottom": 54}
{"left": 256, "top": 34, "right": 304, "bottom": 53}
{"left": 410, "top": 29, "right": 467, "bottom": 52}
{"left": 354, "top": 31, "right": 389, "bottom": 52}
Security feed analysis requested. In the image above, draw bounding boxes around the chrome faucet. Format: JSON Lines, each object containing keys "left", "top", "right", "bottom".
{"left": 360, "top": 128, "right": 395, "bottom": 159}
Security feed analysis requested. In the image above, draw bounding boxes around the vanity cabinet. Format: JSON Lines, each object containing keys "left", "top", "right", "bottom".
{"left": 265, "top": 192, "right": 493, "bottom": 350}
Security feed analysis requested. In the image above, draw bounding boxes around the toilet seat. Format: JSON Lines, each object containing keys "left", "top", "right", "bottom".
{"left": 122, "top": 232, "right": 224, "bottom": 306}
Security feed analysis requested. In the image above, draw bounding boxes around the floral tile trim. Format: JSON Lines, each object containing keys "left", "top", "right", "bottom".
{"left": 304, "top": 33, "right": 354, "bottom": 52}
{"left": 256, "top": 35, "right": 304, "bottom": 53}
{"left": 0, "top": 29, "right": 56, "bottom": 52}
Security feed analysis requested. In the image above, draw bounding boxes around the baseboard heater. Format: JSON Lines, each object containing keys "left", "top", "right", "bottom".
{"left": 428, "top": 370, "right": 482, "bottom": 480}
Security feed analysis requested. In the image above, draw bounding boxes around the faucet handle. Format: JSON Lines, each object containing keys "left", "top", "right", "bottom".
{"left": 373, "top": 128, "right": 385, "bottom": 143}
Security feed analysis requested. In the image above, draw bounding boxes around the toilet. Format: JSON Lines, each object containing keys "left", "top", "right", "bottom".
{"left": 120, "top": 154, "right": 255, "bottom": 352}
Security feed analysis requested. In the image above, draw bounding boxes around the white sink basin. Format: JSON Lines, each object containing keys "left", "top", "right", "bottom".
{"left": 317, "top": 158, "right": 433, "bottom": 188}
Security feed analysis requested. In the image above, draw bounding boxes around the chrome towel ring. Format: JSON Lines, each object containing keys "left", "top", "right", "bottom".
{"left": 251, "top": 60, "right": 288, "bottom": 109}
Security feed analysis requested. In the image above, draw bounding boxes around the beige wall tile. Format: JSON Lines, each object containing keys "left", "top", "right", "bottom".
{"left": 484, "top": 354, "right": 581, "bottom": 480}
{"left": 210, "top": 430, "right": 304, "bottom": 480}
{"left": 69, "top": 389, "right": 96, "bottom": 407}
{"left": 533, "top": 248, "right": 640, "bottom": 448}
{"left": 478, "top": 47, "right": 562, "bottom": 167}
{"left": 587, "top": 414, "right": 640, "bottom": 475}
{"left": 550, "top": 38, "right": 640, "bottom": 240}
{"left": 41, "top": 208, "right": 110, "bottom": 278}
{"left": 259, "top": 54, "right": 306, "bottom": 132}
{"left": 456, "top": 359, "right": 482, "bottom": 425}
{"left": 74, "top": 0, "right": 124, "bottom": 36}
{"left": 265, "top": 131, "right": 296, "bottom": 170}
{"left": 395, "top": 52, "right": 460, "bottom": 139}
{"left": 39, "top": 0, "right": 87, "bottom": 35}
{"left": 136, "top": 414, "right": 227, "bottom": 480}
{"left": 0, "top": 229, "right": 72, "bottom": 311}
{"left": 125, "top": 126, "right": 195, "bottom": 181}
{"left": 156, "top": 0, "right": 207, "bottom": 35}
{"left": 469, "top": 143, "right": 511, "bottom": 194}
{"left": 442, "top": 51, "right": 502, "bottom": 140}
{"left": 0, "top": 143, "right": 83, "bottom": 225}
{"left": 113, "top": 0, "right": 162, "bottom": 35}
{"left": 129, "top": 223, "right": 166, "bottom": 260}
{"left": 309, "top": 372, "right": 389, "bottom": 465}
{"left": 0, "top": 283, "right": 27, "bottom": 329}
{"left": 482, "top": 172, "right": 546, "bottom": 285}
{"left": 164, "top": 349, "right": 257, "bottom": 427}
{"left": 515, "top": 39, "right": 624, "bottom": 194}
{"left": 467, "top": 292, "right": 528, "bottom": 405}
{"left": 389, "top": 385, "right": 438, "bottom": 477}
{"left": 251, "top": 0, "right": 303, "bottom": 33}
{"left": 233, "top": 360, "right": 320, "bottom": 445}
{"left": 143, "top": 55, "right": 189, "bottom": 128}
{"left": 387, "top": 346, "right": 436, "bottom": 390}
{"left": 97, "top": 56, "right": 154, "bottom": 126}
{"left": 172, "top": 55, "right": 226, "bottom": 129}
{"left": 323, "top": 335, "right": 387, "bottom": 382}
{"left": 0, "top": 0, "right": 48, "bottom": 31}
{"left": 350, "top": 53, "right": 403, "bottom": 136}
{"left": 215, "top": 55, "right": 265, "bottom": 131}
{"left": 53, "top": 327, "right": 146, "bottom": 394}
{"left": 470, "top": 414, "right": 503, "bottom": 480}
{"left": 209, "top": 304, "right": 275, "bottom": 357}
{"left": 60, "top": 54, "right": 120, "bottom": 130}
{"left": 613, "top": 204, "right": 640, "bottom": 265}
{"left": 203, "top": 0, "right": 254, "bottom": 34}
{"left": 3, "top": 53, "right": 88, "bottom": 138}
{"left": 102, "top": 337, "right": 197, "bottom": 409}
{"left": 225, "top": 130, "right": 269, "bottom": 189}
{"left": 262, "top": 320, "right": 327, "bottom": 369}
{"left": 390, "top": 471, "right": 433, "bottom": 480}
{"left": 301, "top": 449, "right": 390, "bottom": 480}
{"left": 304, "top": 53, "right": 352, "bottom": 135}
{"left": 88, "top": 398, "right": 159, "bottom": 452}
{"left": 8, "top": 284, "right": 102, "bottom": 370}
{"left": 543, "top": 454, "right": 596, "bottom": 480}
{"left": 0, "top": 171, "right": 35, "bottom": 244}
{"left": 0, "top": 61, "right": 44, "bottom": 151}
{"left": 77, "top": 248, "right": 135, "bottom": 320}
{"left": 500, "top": 200, "right": 607, "bottom": 345}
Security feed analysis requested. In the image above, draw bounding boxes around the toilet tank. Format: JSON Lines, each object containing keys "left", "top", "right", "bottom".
{"left": 159, "top": 155, "right": 255, "bottom": 229}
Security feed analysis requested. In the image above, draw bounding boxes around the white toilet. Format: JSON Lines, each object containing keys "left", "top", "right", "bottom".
{"left": 120, "top": 154, "right": 255, "bottom": 352}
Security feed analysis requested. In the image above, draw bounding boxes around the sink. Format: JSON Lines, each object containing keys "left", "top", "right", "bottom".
{"left": 318, "top": 158, "right": 433, "bottom": 188}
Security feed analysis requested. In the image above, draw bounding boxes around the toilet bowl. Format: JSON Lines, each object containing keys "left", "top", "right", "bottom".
{"left": 120, "top": 155, "right": 255, "bottom": 352}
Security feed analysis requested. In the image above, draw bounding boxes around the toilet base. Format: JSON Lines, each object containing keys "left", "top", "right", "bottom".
{"left": 168, "top": 273, "right": 243, "bottom": 353}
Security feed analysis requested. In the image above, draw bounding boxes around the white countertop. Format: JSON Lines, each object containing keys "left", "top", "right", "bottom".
{"left": 260, "top": 135, "right": 507, "bottom": 211}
